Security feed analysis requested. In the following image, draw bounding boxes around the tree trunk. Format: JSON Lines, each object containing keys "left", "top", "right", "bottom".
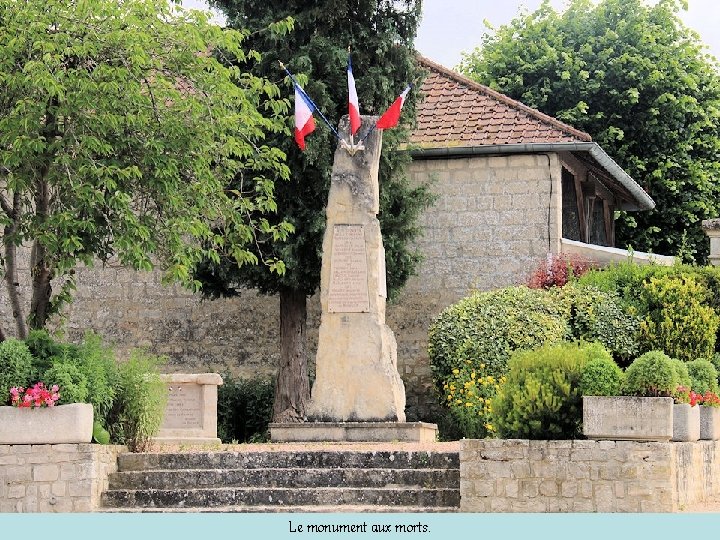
{"left": 2, "top": 193, "right": 28, "bottom": 339}
{"left": 272, "top": 287, "right": 310, "bottom": 423}
{"left": 29, "top": 177, "right": 52, "bottom": 330}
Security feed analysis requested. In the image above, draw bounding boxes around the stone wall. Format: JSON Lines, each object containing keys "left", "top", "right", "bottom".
{"left": 0, "top": 444, "right": 124, "bottom": 512}
{"left": 461, "top": 439, "right": 720, "bottom": 512}
{"left": 0, "top": 153, "right": 559, "bottom": 422}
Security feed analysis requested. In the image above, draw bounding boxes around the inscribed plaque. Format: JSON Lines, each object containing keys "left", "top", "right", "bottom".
{"left": 328, "top": 224, "right": 370, "bottom": 313}
{"left": 162, "top": 383, "right": 202, "bottom": 429}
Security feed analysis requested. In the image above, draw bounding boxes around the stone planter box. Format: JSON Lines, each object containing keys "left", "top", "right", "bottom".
{"left": 0, "top": 403, "right": 93, "bottom": 444}
{"left": 583, "top": 396, "right": 673, "bottom": 441}
{"left": 672, "top": 403, "right": 700, "bottom": 442}
{"left": 700, "top": 405, "right": 720, "bottom": 440}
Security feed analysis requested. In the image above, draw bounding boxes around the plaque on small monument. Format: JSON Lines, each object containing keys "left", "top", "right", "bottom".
{"left": 163, "top": 383, "right": 202, "bottom": 429}
{"left": 328, "top": 224, "right": 370, "bottom": 313}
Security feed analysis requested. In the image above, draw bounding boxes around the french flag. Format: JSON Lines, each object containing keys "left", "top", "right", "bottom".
{"left": 376, "top": 85, "right": 411, "bottom": 130}
{"left": 294, "top": 83, "right": 316, "bottom": 150}
{"left": 347, "top": 55, "right": 361, "bottom": 135}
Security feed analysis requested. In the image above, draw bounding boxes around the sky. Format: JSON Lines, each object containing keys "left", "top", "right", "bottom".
{"left": 183, "top": 0, "right": 720, "bottom": 70}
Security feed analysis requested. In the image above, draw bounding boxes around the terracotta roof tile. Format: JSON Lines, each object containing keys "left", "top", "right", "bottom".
{"left": 411, "top": 56, "right": 592, "bottom": 148}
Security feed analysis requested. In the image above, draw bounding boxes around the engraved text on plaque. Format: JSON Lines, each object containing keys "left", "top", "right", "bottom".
{"left": 328, "top": 224, "right": 369, "bottom": 312}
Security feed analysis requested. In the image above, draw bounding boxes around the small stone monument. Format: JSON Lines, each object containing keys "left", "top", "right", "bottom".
{"left": 153, "top": 373, "right": 223, "bottom": 445}
{"left": 270, "top": 116, "right": 438, "bottom": 442}
{"left": 702, "top": 219, "right": 720, "bottom": 266}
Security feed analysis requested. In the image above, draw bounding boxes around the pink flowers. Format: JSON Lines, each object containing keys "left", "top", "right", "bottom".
{"left": 9, "top": 382, "right": 60, "bottom": 408}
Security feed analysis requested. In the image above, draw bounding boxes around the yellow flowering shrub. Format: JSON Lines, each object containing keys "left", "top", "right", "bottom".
{"left": 441, "top": 360, "right": 505, "bottom": 438}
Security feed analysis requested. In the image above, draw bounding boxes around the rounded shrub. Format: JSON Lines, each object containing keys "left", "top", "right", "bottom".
{"left": 670, "top": 358, "right": 692, "bottom": 389}
{"left": 624, "top": 351, "right": 678, "bottom": 397}
{"left": 429, "top": 286, "right": 569, "bottom": 388}
{"left": 489, "top": 341, "right": 609, "bottom": 439}
{"left": 579, "top": 356, "right": 625, "bottom": 397}
{"left": 686, "top": 359, "right": 719, "bottom": 394}
{"left": 0, "top": 338, "right": 34, "bottom": 404}
{"left": 218, "top": 375, "right": 274, "bottom": 443}
{"left": 44, "top": 361, "right": 90, "bottom": 404}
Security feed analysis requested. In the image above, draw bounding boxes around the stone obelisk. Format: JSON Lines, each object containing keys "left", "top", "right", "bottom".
{"left": 270, "top": 115, "right": 437, "bottom": 442}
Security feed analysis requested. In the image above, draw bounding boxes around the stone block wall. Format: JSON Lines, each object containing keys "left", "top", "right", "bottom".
{"left": 461, "top": 439, "right": 720, "bottom": 512}
{"left": 0, "top": 153, "right": 558, "bottom": 422}
{"left": 0, "top": 444, "right": 124, "bottom": 512}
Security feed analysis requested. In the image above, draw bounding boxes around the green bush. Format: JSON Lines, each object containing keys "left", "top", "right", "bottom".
{"left": 74, "top": 333, "right": 118, "bottom": 425}
{"left": 489, "top": 341, "right": 606, "bottom": 439}
{"left": 712, "top": 353, "right": 720, "bottom": 376}
{"left": 217, "top": 375, "right": 274, "bottom": 443}
{"left": 0, "top": 338, "right": 35, "bottom": 404}
{"left": 670, "top": 358, "right": 692, "bottom": 389}
{"left": 578, "top": 262, "right": 720, "bottom": 355}
{"left": 579, "top": 356, "right": 625, "bottom": 397}
{"left": 429, "top": 286, "right": 568, "bottom": 389}
{"left": 624, "top": 351, "right": 678, "bottom": 397}
{"left": 25, "top": 329, "right": 69, "bottom": 376}
{"left": 555, "top": 284, "right": 640, "bottom": 364}
{"left": 639, "top": 275, "right": 719, "bottom": 361}
{"left": 44, "top": 361, "right": 90, "bottom": 404}
{"left": 107, "top": 350, "right": 167, "bottom": 452}
{"left": 686, "top": 359, "right": 719, "bottom": 394}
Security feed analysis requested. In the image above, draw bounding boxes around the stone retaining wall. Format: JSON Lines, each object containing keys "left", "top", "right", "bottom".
{"left": 0, "top": 444, "right": 125, "bottom": 512}
{"left": 461, "top": 439, "right": 720, "bottom": 512}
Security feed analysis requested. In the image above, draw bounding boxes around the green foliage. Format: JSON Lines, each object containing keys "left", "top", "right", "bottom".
{"left": 92, "top": 421, "right": 111, "bottom": 445}
{"left": 686, "top": 359, "right": 719, "bottom": 394}
{"left": 638, "top": 275, "right": 719, "bottom": 361}
{"left": 429, "top": 286, "right": 569, "bottom": 391}
{"left": 441, "top": 361, "right": 504, "bottom": 439}
{"left": 555, "top": 283, "right": 640, "bottom": 364}
{"left": 490, "top": 341, "right": 604, "bottom": 439}
{"left": 712, "top": 354, "right": 720, "bottom": 376}
{"left": 73, "top": 333, "right": 118, "bottom": 425}
{"left": 579, "top": 356, "right": 625, "bottom": 397}
{"left": 460, "top": 0, "right": 720, "bottom": 262}
{"left": 196, "top": 0, "right": 430, "bottom": 299}
{"left": 670, "top": 358, "right": 692, "bottom": 389}
{"left": 0, "top": 0, "right": 291, "bottom": 331}
{"left": 624, "top": 351, "right": 678, "bottom": 397}
{"left": 25, "top": 329, "right": 66, "bottom": 375}
{"left": 43, "top": 361, "right": 90, "bottom": 404}
{"left": 107, "top": 350, "right": 167, "bottom": 452}
{"left": 217, "top": 375, "right": 274, "bottom": 443}
{"left": 0, "top": 338, "right": 34, "bottom": 404}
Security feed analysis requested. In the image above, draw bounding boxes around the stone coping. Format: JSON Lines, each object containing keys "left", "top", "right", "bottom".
{"left": 269, "top": 421, "right": 438, "bottom": 443}
{"left": 702, "top": 218, "right": 720, "bottom": 231}
{"left": 160, "top": 373, "right": 223, "bottom": 385}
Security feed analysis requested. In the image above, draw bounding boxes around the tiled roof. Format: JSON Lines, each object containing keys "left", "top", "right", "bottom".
{"left": 411, "top": 56, "right": 592, "bottom": 148}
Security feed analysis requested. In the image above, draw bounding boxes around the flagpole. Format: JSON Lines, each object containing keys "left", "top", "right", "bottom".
{"left": 279, "top": 61, "right": 341, "bottom": 142}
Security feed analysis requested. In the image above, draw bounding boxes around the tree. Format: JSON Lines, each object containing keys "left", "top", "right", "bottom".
{"left": 0, "top": 0, "right": 292, "bottom": 339}
{"left": 199, "top": 0, "right": 434, "bottom": 421}
{"left": 460, "top": 0, "right": 720, "bottom": 262}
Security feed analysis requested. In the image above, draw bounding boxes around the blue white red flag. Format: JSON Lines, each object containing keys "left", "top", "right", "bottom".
{"left": 294, "top": 83, "right": 316, "bottom": 150}
{"left": 348, "top": 55, "right": 361, "bottom": 135}
{"left": 376, "top": 85, "right": 411, "bottom": 130}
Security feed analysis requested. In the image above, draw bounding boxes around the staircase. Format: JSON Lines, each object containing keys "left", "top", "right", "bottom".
{"left": 101, "top": 448, "right": 460, "bottom": 512}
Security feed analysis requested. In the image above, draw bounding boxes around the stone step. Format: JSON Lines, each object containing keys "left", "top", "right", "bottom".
{"left": 98, "top": 504, "right": 459, "bottom": 513}
{"left": 109, "top": 467, "right": 460, "bottom": 490}
{"left": 102, "top": 486, "right": 460, "bottom": 509}
{"left": 117, "top": 451, "right": 459, "bottom": 472}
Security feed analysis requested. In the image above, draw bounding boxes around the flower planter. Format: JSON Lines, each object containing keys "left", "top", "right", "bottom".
{"left": 583, "top": 396, "right": 673, "bottom": 441}
{"left": 0, "top": 403, "right": 93, "bottom": 444}
{"left": 672, "top": 403, "right": 700, "bottom": 442}
{"left": 700, "top": 405, "right": 720, "bottom": 440}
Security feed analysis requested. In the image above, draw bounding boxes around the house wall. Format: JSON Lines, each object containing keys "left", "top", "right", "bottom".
{"left": 0, "top": 153, "right": 559, "bottom": 423}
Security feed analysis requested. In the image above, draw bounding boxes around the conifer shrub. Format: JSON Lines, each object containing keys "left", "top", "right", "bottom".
{"left": 686, "top": 359, "right": 719, "bottom": 394}
{"left": 623, "top": 351, "right": 678, "bottom": 397}
{"left": 489, "top": 341, "right": 609, "bottom": 439}
{"left": 638, "top": 275, "right": 719, "bottom": 361}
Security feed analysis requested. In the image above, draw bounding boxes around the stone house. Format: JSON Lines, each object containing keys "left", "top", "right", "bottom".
{"left": 0, "top": 57, "right": 661, "bottom": 421}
